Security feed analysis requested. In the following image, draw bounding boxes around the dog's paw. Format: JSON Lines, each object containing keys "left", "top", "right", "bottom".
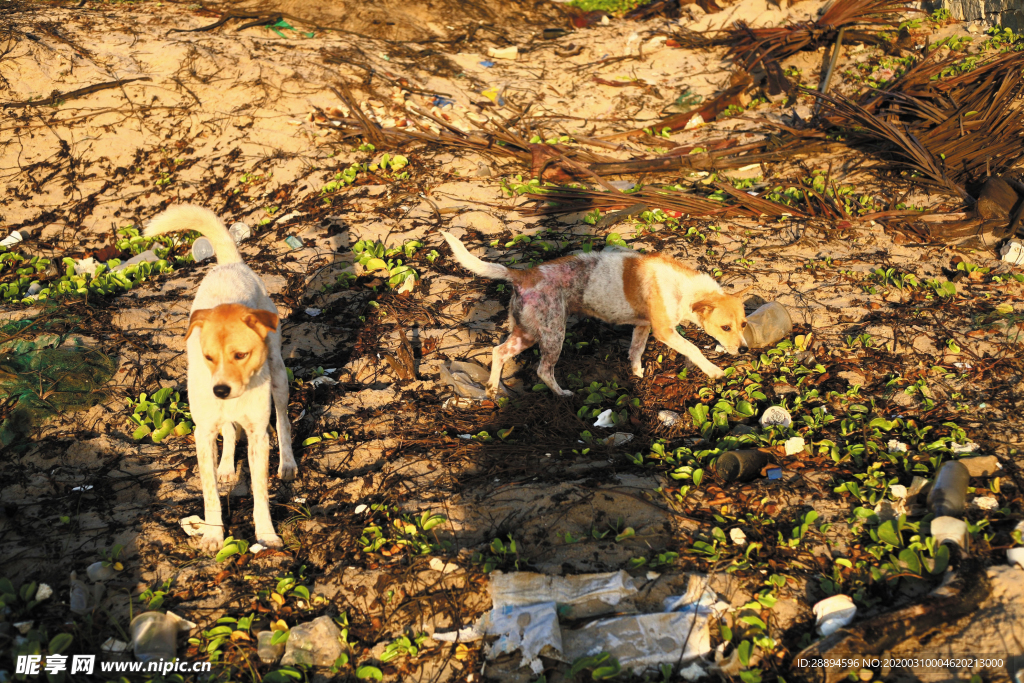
{"left": 555, "top": 388, "right": 574, "bottom": 397}
{"left": 704, "top": 366, "right": 726, "bottom": 380}
{"left": 197, "top": 532, "right": 224, "bottom": 553}
{"left": 278, "top": 460, "right": 297, "bottom": 482}
{"left": 217, "top": 467, "right": 238, "bottom": 486}
{"left": 631, "top": 365, "right": 645, "bottom": 379}
{"left": 256, "top": 532, "right": 284, "bottom": 549}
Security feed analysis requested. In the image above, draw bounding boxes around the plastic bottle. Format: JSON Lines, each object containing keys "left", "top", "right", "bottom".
{"left": 928, "top": 460, "right": 970, "bottom": 517}
{"left": 110, "top": 249, "right": 159, "bottom": 272}
{"left": 229, "top": 222, "right": 252, "bottom": 243}
{"left": 716, "top": 449, "right": 770, "bottom": 483}
{"left": 130, "top": 612, "right": 178, "bottom": 663}
{"left": 742, "top": 302, "right": 793, "bottom": 349}
{"left": 191, "top": 237, "right": 215, "bottom": 262}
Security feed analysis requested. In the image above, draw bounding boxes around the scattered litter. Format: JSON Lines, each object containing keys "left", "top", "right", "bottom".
{"left": 112, "top": 250, "right": 159, "bottom": 272}
{"left": 730, "top": 528, "right": 747, "bottom": 546}
{"left": 26, "top": 282, "right": 41, "bottom": 296}
{"left": 971, "top": 496, "right": 999, "bottom": 511}
{"left": 308, "top": 376, "right": 337, "bottom": 387}
{"left": 658, "top": 410, "right": 682, "bottom": 427}
{"left": 179, "top": 516, "right": 206, "bottom": 537}
{"left": 282, "top": 616, "right": 344, "bottom": 667}
{"left": 928, "top": 461, "right": 969, "bottom": 517}
{"left": 458, "top": 434, "right": 472, "bottom": 439}
{"left": 479, "top": 60, "right": 495, "bottom": 68}
{"left": 766, "top": 466, "right": 783, "bottom": 480}
{"left": 354, "top": 504, "right": 368, "bottom": 514}
{"left": 101, "top": 637, "right": 129, "bottom": 653}
{"left": 959, "top": 455, "right": 1001, "bottom": 476}
{"left": 1001, "top": 240, "right": 1024, "bottom": 265}
{"left": 432, "top": 95, "right": 455, "bottom": 108}
{"left": 274, "top": 210, "right": 304, "bottom": 224}
{"left": 607, "top": 181, "right": 635, "bottom": 191}
{"left": 1, "top": 230, "right": 24, "bottom": 247}
{"left": 684, "top": 112, "right": 705, "bottom": 130}
{"left": 873, "top": 497, "right": 907, "bottom": 522}
{"left": 440, "top": 360, "right": 493, "bottom": 401}
{"left": 716, "top": 449, "right": 770, "bottom": 483}
{"left": 304, "top": 307, "right": 321, "bottom": 317}
{"left": 35, "top": 584, "right": 52, "bottom": 601}
{"left": 228, "top": 222, "right": 252, "bottom": 243}
{"left": 1008, "top": 547, "right": 1024, "bottom": 569}
{"left": 86, "top": 562, "right": 116, "bottom": 582}
{"left": 131, "top": 612, "right": 180, "bottom": 662}
{"left": 69, "top": 572, "right": 91, "bottom": 614}
{"left": 284, "top": 236, "right": 304, "bottom": 250}
{"left": 487, "top": 46, "right": 518, "bottom": 60}
{"left": 680, "top": 662, "right": 707, "bottom": 681}
{"left": 562, "top": 610, "right": 711, "bottom": 672}
{"left": 813, "top": 595, "right": 857, "bottom": 636}
{"left": 742, "top": 302, "right": 793, "bottom": 349}
{"left": 490, "top": 570, "right": 640, "bottom": 619}
{"left": 74, "top": 257, "right": 99, "bottom": 277}
{"left": 250, "top": 543, "right": 266, "bottom": 555}
{"left": 951, "top": 441, "right": 980, "bottom": 454}
{"left": 890, "top": 484, "right": 908, "bottom": 499}
{"left": 258, "top": 631, "right": 285, "bottom": 664}
{"left": 887, "top": 440, "right": 908, "bottom": 453}
{"left": 759, "top": 405, "right": 792, "bottom": 428}
{"left": 931, "top": 515, "right": 968, "bottom": 548}
{"left": 71, "top": 485, "right": 93, "bottom": 492}
{"left": 593, "top": 409, "right": 616, "bottom": 428}
{"left": 190, "top": 238, "right": 215, "bottom": 262}
{"left": 434, "top": 602, "right": 561, "bottom": 674}
{"left": 784, "top": 436, "right": 806, "bottom": 455}
{"left": 429, "top": 557, "right": 459, "bottom": 573}
{"left": 481, "top": 86, "right": 506, "bottom": 106}
{"left": 14, "top": 621, "right": 33, "bottom": 634}
{"left": 908, "top": 476, "right": 930, "bottom": 498}
{"left": 603, "top": 432, "right": 633, "bottom": 448}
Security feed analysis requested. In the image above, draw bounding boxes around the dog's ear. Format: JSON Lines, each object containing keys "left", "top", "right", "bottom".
{"left": 692, "top": 299, "right": 716, "bottom": 319}
{"left": 241, "top": 308, "right": 279, "bottom": 338}
{"left": 186, "top": 309, "right": 213, "bottom": 340}
{"left": 731, "top": 285, "right": 754, "bottom": 298}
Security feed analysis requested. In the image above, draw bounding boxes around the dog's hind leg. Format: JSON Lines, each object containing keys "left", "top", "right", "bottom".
{"left": 247, "top": 426, "right": 283, "bottom": 548}
{"left": 535, "top": 323, "right": 572, "bottom": 397}
{"left": 487, "top": 326, "right": 534, "bottom": 399}
{"left": 217, "top": 423, "right": 241, "bottom": 490}
{"left": 269, "top": 349, "right": 297, "bottom": 481}
{"left": 195, "top": 425, "right": 225, "bottom": 552}
{"left": 629, "top": 324, "right": 651, "bottom": 378}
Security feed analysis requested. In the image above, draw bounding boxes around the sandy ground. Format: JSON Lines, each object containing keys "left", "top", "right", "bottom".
{"left": 1, "top": 0, "right": 1024, "bottom": 681}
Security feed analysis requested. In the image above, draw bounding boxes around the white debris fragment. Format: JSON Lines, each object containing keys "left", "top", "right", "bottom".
{"left": 889, "top": 484, "right": 908, "bottom": 499}
{"left": 304, "top": 308, "right": 322, "bottom": 317}
{"left": 308, "top": 376, "right": 337, "bottom": 387}
{"left": 680, "top": 662, "right": 707, "bottom": 681}
{"left": 14, "top": 621, "right": 33, "bottom": 634}
{"left": 931, "top": 516, "right": 968, "bottom": 548}
{"left": 658, "top": 410, "right": 682, "bottom": 427}
{"left": 1008, "top": 547, "right": 1024, "bottom": 569}
{"left": 602, "top": 432, "right": 633, "bottom": 448}
{"left": 487, "top": 46, "right": 518, "bottom": 60}
{"left": 887, "top": 440, "right": 908, "bottom": 453}
{"left": 429, "top": 557, "right": 459, "bottom": 573}
{"left": 971, "top": 496, "right": 999, "bottom": 511}
{"left": 35, "top": 584, "right": 53, "bottom": 601}
{"left": 760, "top": 405, "right": 792, "bottom": 428}
{"left": 75, "top": 257, "right": 100, "bottom": 277}
{"left": 1000, "top": 239, "right": 1024, "bottom": 266}
{"left": 784, "top": 436, "right": 806, "bottom": 456}
{"left": 813, "top": 594, "right": 857, "bottom": 636}
{"left": 179, "top": 516, "right": 205, "bottom": 537}
{"left": 354, "top": 504, "right": 368, "bottom": 514}
{"left": 1, "top": 231, "right": 24, "bottom": 247}
{"left": 249, "top": 544, "right": 266, "bottom": 555}
{"left": 593, "top": 409, "right": 616, "bottom": 428}
{"left": 101, "top": 637, "right": 130, "bottom": 653}
{"left": 730, "top": 528, "right": 747, "bottom": 546}
{"left": 951, "top": 441, "right": 979, "bottom": 454}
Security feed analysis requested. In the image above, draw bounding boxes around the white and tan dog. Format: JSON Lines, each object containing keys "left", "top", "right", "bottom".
{"left": 146, "top": 205, "right": 296, "bottom": 551}
{"left": 443, "top": 233, "right": 749, "bottom": 397}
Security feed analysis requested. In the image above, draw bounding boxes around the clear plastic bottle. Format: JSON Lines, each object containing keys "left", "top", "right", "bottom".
{"left": 742, "top": 302, "right": 793, "bottom": 349}
{"left": 716, "top": 449, "right": 770, "bottom": 483}
{"left": 191, "top": 237, "right": 215, "bottom": 262}
{"left": 130, "top": 612, "right": 178, "bottom": 663}
{"left": 928, "top": 460, "right": 970, "bottom": 517}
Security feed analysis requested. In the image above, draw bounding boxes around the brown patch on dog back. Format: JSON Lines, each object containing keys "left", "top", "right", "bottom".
{"left": 622, "top": 256, "right": 648, "bottom": 319}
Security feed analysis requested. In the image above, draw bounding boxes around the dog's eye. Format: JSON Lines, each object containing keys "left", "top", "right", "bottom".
{"left": 741, "top": 321, "right": 747, "bottom": 328}
{"left": 234, "top": 351, "right": 249, "bottom": 360}
{"left": 721, "top": 325, "right": 731, "bottom": 332}
{"left": 204, "top": 355, "right": 213, "bottom": 362}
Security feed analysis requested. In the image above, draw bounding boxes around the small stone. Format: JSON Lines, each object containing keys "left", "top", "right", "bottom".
{"left": 429, "top": 557, "right": 459, "bottom": 573}
{"left": 179, "top": 516, "right": 205, "bottom": 537}
{"left": 958, "top": 455, "right": 1001, "bottom": 477}
{"left": 34, "top": 584, "right": 52, "bottom": 601}
{"left": 281, "top": 616, "right": 343, "bottom": 668}
{"left": 813, "top": 594, "right": 856, "bottom": 636}
{"left": 889, "top": 485, "right": 908, "bottom": 499}
{"left": 658, "top": 410, "right": 682, "bottom": 427}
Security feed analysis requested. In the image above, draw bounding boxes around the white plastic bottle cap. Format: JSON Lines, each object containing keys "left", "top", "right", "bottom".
{"left": 192, "top": 237, "right": 215, "bottom": 262}
{"left": 229, "top": 222, "right": 252, "bottom": 243}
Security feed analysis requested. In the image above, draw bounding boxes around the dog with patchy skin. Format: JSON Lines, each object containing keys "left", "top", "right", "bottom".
{"left": 145, "top": 205, "right": 296, "bottom": 551}
{"left": 443, "top": 232, "right": 749, "bottom": 397}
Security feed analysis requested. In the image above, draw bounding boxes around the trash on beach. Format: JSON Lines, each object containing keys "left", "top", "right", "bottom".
{"left": 86, "top": 561, "right": 116, "bottom": 582}
{"left": 490, "top": 570, "right": 640, "bottom": 619}
{"left": 434, "top": 602, "right": 561, "bottom": 674}
{"left": 931, "top": 515, "right": 968, "bottom": 548}
{"left": 130, "top": 612, "right": 181, "bottom": 662}
{"left": 1, "top": 231, "right": 24, "bottom": 248}
{"left": 716, "top": 449, "right": 770, "bottom": 483}
{"left": 561, "top": 610, "right": 711, "bottom": 672}
{"left": 1001, "top": 240, "right": 1024, "bottom": 265}
{"left": 258, "top": 630, "right": 285, "bottom": 664}
{"left": 766, "top": 466, "right": 783, "bottom": 480}
{"left": 741, "top": 302, "right": 793, "bottom": 349}
{"left": 971, "top": 496, "right": 999, "bottom": 511}
{"left": 759, "top": 405, "right": 792, "bottom": 428}
{"left": 487, "top": 46, "right": 518, "bottom": 60}
{"left": 784, "top": 436, "right": 806, "bottom": 455}
{"left": 603, "top": 432, "right": 633, "bottom": 448}
{"left": 228, "top": 222, "right": 252, "bottom": 243}
{"left": 281, "top": 616, "right": 344, "bottom": 668}
{"left": 284, "top": 235, "right": 304, "bottom": 250}
{"left": 814, "top": 595, "right": 856, "bottom": 636}
{"left": 730, "top": 528, "right": 747, "bottom": 546}
{"left": 593, "top": 409, "right": 616, "bottom": 428}
{"left": 658, "top": 410, "right": 682, "bottom": 427}
{"left": 439, "top": 359, "right": 492, "bottom": 401}
{"left": 928, "top": 461, "right": 969, "bottom": 517}
{"left": 179, "top": 515, "right": 206, "bottom": 537}
{"left": 112, "top": 249, "right": 160, "bottom": 271}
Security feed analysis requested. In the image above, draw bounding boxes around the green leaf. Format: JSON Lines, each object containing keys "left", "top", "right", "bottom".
{"left": 899, "top": 548, "right": 922, "bottom": 575}
{"left": 877, "top": 520, "right": 902, "bottom": 547}
{"left": 263, "top": 667, "right": 303, "bottom": 682}
{"left": 356, "top": 665, "right": 384, "bottom": 681}
{"left": 48, "top": 633, "right": 73, "bottom": 655}
{"left": 737, "top": 640, "right": 753, "bottom": 667}
{"left": 132, "top": 424, "right": 152, "bottom": 440}
{"left": 930, "top": 544, "right": 950, "bottom": 574}
{"left": 215, "top": 545, "right": 239, "bottom": 563}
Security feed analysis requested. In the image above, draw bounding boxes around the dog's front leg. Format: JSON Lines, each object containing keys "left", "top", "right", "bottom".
{"left": 269, "top": 350, "right": 297, "bottom": 481}
{"left": 629, "top": 325, "right": 651, "bottom": 378}
{"left": 653, "top": 325, "right": 725, "bottom": 379}
{"left": 217, "top": 423, "right": 240, "bottom": 490}
{"left": 487, "top": 327, "right": 534, "bottom": 399}
{"left": 195, "top": 425, "right": 225, "bottom": 552}
{"left": 247, "top": 426, "right": 283, "bottom": 548}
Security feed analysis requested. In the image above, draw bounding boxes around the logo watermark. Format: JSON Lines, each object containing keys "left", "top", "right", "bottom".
{"left": 16, "top": 655, "right": 212, "bottom": 676}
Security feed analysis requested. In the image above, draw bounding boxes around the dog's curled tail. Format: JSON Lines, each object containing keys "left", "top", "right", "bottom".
{"left": 144, "top": 204, "right": 242, "bottom": 265}
{"left": 442, "top": 232, "right": 509, "bottom": 280}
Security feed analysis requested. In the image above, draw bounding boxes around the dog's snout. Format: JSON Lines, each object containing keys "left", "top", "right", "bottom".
{"left": 213, "top": 384, "right": 231, "bottom": 399}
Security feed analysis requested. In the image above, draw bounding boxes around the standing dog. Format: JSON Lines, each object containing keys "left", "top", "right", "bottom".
{"left": 443, "top": 233, "right": 749, "bottom": 397}
{"left": 146, "top": 205, "right": 296, "bottom": 551}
